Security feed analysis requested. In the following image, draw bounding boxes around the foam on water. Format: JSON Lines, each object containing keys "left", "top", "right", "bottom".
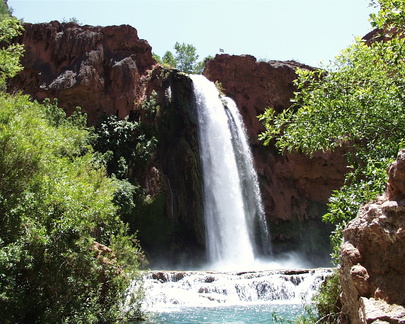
{"left": 141, "top": 268, "right": 334, "bottom": 312}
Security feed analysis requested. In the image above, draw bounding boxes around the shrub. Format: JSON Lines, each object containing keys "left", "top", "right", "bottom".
{"left": 0, "top": 94, "right": 143, "bottom": 323}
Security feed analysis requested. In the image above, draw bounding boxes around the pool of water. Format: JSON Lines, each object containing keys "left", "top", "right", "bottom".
{"left": 138, "top": 303, "right": 305, "bottom": 324}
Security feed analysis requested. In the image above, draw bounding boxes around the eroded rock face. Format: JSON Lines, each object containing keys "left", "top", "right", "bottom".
{"left": 204, "top": 55, "right": 309, "bottom": 143}
{"left": 9, "top": 21, "right": 155, "bottom": 124}
{"left": 204, "top": 55, "right": 348, "bottom": 261}
{"left": 339, "top": 149, "right": 405, "bottom": 323}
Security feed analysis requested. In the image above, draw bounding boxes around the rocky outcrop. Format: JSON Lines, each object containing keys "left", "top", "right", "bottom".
{"left": 204, "top": 55, "right": 313, "bottom": 143}
{"left": 339, "top": 149, "right": 405, "bottom": 323}
{"left": 204, "top": 55, "right": 347, "bottom": 262}
{"left": 9, "top": 21, "right": 155, "bottom": 124}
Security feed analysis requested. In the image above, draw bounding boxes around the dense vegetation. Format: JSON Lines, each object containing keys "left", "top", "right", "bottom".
{"left": 0, "top": 0, "right": 10, "bottom": 19}
{"left": 90, "top": 103, "right": 159, "bottom": 231}
{"left": 0, "top": 14, "right": 144, "bottom": 323}
{"left": 260, "top": 0, "right": 405, "bottom": 321}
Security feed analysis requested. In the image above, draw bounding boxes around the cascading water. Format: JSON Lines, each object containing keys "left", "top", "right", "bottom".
{"left": 143, "top": 268, "right": 333, "bottom": 308}
{"left": 124, "top": 75, "right": 334, "bottom": 323}
{"left": 223, "top": 96, "right": 271, "bottom": 256}
{"left": 191, "top": 75, "right": 270, "bottom": 269}
{"left": 137, "top": 268, "right": 334, "bottom": 323}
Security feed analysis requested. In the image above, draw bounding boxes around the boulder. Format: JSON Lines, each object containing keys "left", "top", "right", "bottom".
{"left": 339, "top": 149, "right": 405, "bottom": 323}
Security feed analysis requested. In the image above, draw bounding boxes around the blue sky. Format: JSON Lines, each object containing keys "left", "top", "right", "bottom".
{"left": 9, "top": 0, "right": 376, "bottom": 67}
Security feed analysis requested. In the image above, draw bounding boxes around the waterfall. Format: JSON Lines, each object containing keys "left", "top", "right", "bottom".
{"left": 191, "top": 75, "right": 270, "bottom": 270}
{"left": 124, "top": 76, "right": 333, "bottom": 323}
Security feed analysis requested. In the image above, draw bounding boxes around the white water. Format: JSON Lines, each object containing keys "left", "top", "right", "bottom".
{"left": 141, "top": 268, "right": 333, "bottom": 311}
{"left": 191, "top": 75, "right": 270, "bottom": 270}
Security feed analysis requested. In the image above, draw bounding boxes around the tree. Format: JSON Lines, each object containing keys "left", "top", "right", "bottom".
{"left": 162, "top": 50, "right": 177, "bottom": 68}
{"left": 0, "top": 18, "right": 24, "bottom": 88}
{"left": 173, "top": 42, "right": 199, "bottom": 73}
{"left": 0, "top": 20, "right": 144, "bottom": 323}
{"left": 154, "top": 42, "right": 209, "bottom": 74}
{"left": 0, "top": 0, "right": 11, "bottom": 20}
{"left": 259, "top": 0, "right": 405, "bottom": 261}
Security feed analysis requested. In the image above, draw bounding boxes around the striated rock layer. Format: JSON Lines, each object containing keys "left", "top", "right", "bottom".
{"left": 204, "top": 55, "right": 347, "bottom": 262}
{"left": 339, "top": 149, "right": 405, "bottom": 323}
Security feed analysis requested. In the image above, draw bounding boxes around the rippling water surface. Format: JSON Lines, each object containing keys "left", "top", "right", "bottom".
{"left": 140, "top": 303, "right": 305, "bottom": 324}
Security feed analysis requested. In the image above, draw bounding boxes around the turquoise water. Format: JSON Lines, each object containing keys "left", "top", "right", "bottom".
{"left": 140, "top": 304, "right": 305, "bottom": 324}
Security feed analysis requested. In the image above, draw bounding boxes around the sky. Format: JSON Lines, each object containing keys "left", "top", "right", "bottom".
{"left": 9, "top": 0, "right": 377, "bottom": 67}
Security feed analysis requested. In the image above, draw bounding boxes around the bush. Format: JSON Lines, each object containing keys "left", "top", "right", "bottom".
{"left": 0, "top": 94, "right": 143, "bottom": 323}
{"left": 91, "top": 114, "right": 157, "bottom": 180}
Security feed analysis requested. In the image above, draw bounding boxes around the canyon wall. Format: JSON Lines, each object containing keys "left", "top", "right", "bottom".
{"left": 339, "top": 149, "right": 405, "bottom": 323}
{"left": 10, "top": 22, "right": 348, "bottom": 266}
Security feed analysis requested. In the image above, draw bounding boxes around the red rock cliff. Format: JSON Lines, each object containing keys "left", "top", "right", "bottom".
{"left": 9, "top": 21, "right": 155, "bottom": 124}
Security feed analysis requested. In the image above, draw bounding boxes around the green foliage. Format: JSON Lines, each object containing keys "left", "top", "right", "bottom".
{"left": 0, "top": 18, "right": 24, "bottom": 89}
{"left": 369, "top": 0, "right": 405, "bottom": 34}
{"left": 0, "top": 15, "right": 145, "bottom": 323}
{"left": 91, "top": 113, "right": 157, "bottom": 180}
{"left": 90, "top": 93, "right": 159, "bottom": 238}
{"left": 174, "top": 42, "right": 200, "bottom": 73}
{"left": 162, "top": 50, "right": 177, "bottom": 68}
{"left": 0, "top": 0, "right": 11, "bottom": 20}
{"left": 272, "top": 311, "right": 317, "bottom": 324}
{"left": 154, "top": 42, "right": 210, "bottom": 74}
{"left": 0, "top": 93, "right": 144, "bottom": 323}
{"left": 141, "top": 90, "right": 160, "bottom": 119}
{"left": 259, "top": 0, "right": 405, "bottom": 263}
{"left": 312, "top": 271, "right": 341, "bottom": 323}
{"left": 215, "top": 81, "right": 225, "bottom": 95}
{"left": 152, "top": 53, "right": 162, "bottom": 64}
{"left": 62, "top": 16, "right": 81, "bottom": 24}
